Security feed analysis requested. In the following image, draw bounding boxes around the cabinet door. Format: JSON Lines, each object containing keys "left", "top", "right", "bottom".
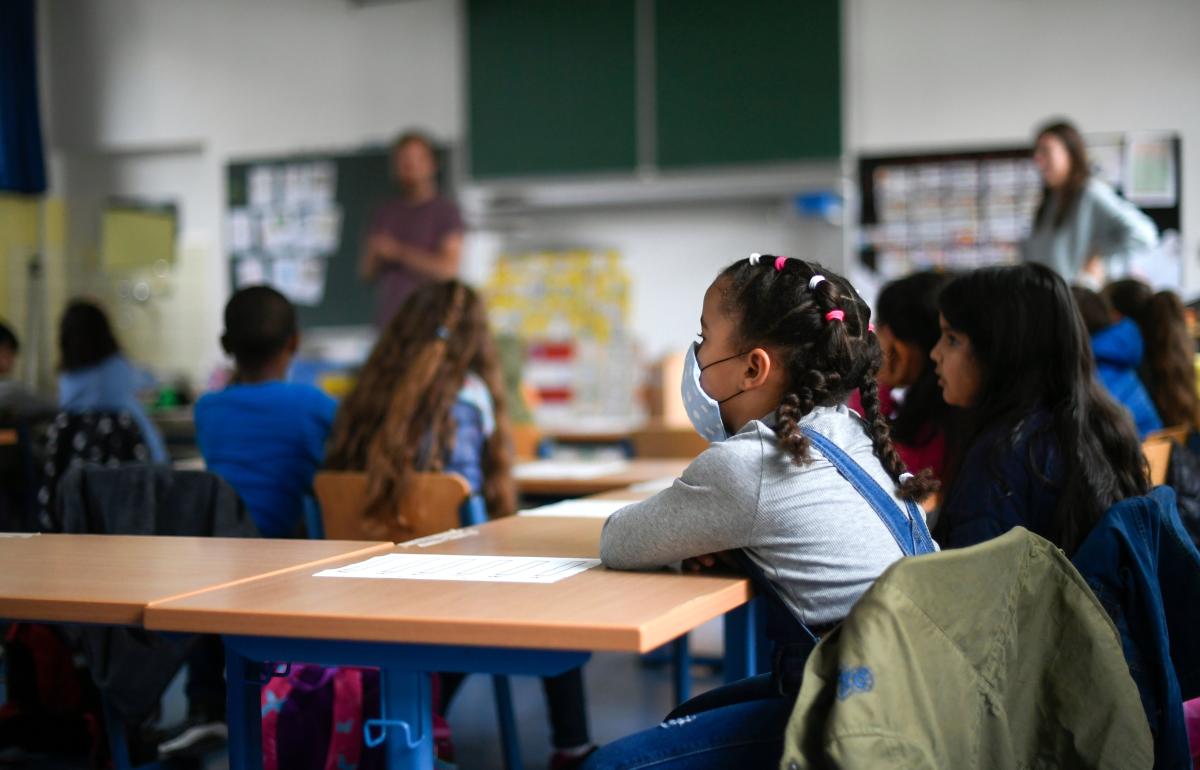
{"left": 655, "top": 0, "right": 841, "bottom": 168}
{"left": 468, "top": 0, "right": 638, "bottom": 179}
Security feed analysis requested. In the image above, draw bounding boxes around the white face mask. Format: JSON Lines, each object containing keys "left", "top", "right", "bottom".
{"left": 680, "top": 342, "right": 746, "bottom": 443}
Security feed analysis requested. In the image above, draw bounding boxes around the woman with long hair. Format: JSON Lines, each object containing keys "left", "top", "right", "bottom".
{"left": 1023, "top": 119, "right": 1158, "bottom": 284}
{"left": 931, "top": 263, "right": 1148, "bottom": 553}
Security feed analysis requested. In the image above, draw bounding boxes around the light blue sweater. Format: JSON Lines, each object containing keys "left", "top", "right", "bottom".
{"left": 58, "top": 354, "right": 168, "bottom": 463}
{"left": 1022, "top": 177, "right": 1158, "bottom": 280}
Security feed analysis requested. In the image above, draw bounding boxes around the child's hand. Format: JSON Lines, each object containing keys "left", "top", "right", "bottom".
{"left": 682, "top": 550, "right": 741, "bottom": 573}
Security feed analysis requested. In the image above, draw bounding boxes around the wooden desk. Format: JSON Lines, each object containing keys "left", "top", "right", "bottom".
{"left": 145, "top": 516, "right": 754, "bottom": 770}
{"left": 0, "top": 534, "right": 392, "bottom": 626}
{"left": 514, "top": 458, "right": 689, "bottom": 498}
{"left": 146, "top": 516, "right": 749, "bottom": 654}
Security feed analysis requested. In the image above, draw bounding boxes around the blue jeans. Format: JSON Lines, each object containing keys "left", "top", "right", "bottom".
{"left": 581, "top": 674, "right": 793, "bottom": 770}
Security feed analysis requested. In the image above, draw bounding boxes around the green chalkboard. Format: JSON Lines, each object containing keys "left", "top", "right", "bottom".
{"left": 467, "top": 0, "right": 638, "bottom": 178}
{"left": 654, "top": 0, "right": 841, "bottom": 168}
{"left": 227, "top": 148, "right": 403, "bottom": 328}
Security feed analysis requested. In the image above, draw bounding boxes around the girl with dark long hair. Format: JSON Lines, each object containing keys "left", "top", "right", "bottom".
{"left": 932, "top": 263, "right": 1148, "bottom": 553}
{"left": 1105, "top": 277, "right": 1200, "bottom": 435}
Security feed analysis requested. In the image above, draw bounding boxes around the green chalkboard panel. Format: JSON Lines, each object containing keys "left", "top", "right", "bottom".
{"left": 226, "top": 148, "right": 398, "bottom": 328}
{"left": 655, "top": 0, "right": 841, "bottom": 168}
{"left": 467, "top": 0, "right": 638, "bottom": 178}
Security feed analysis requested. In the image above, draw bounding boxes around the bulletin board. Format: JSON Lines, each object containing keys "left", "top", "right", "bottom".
{"left": 856, "top": 134, "right": 1182, "bottom": 286}
{"left": 225, "top": 145, "right": 454, "bottom": 328}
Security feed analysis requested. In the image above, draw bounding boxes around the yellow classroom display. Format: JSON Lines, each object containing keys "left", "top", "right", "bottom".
{"left": 485, "top": 249, "right": 641, "bottom": 424}
{"left": 101, "top": 205, "right": 177, "bottom": 271}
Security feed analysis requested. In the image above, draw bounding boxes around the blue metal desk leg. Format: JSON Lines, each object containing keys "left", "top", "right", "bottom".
{"left": 491, "top": 674, "right": 523, "bottom": 770}
{"left": 225, "top": 643, "right": 263, "bottom": 770}
{"left": 722, "top": 600, "right": 758, "bottom": 684}
{"left": 370, "top": 667, "right": 433, "bottom": 770}
{"left": 672, "top": 635, "right": 691, "bottom": 705}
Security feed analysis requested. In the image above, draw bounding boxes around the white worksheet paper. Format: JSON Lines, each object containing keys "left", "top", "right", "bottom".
{"left": 513, "top": 460, "right": 630, "bottom": 480}
{"left": 519, "top": 500, "right": 629, "bottom": 519}
{"left": 314, "top": 553, "right": 600, "bottom": 584}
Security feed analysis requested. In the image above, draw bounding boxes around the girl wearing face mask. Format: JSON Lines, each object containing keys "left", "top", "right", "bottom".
{"left": 1023, "top": 119, "right": 1158, "bottom": 286}
{"left": 589, "top": 255, "right": 937, "bottom": 770}
{"left": 931, "top": 263, "right": 1148, "bottom": 553}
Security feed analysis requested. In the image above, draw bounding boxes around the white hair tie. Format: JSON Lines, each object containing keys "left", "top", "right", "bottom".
{"left": 808, "top": 274, "right": 828, "bottom": 291}
{"left": 748, "top": 253, "right": 762, "bottom": 265}
{"left": 899, "top": 472, "right": 914, "bottom": 484}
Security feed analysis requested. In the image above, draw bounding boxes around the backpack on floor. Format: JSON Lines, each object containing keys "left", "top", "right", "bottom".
{"left": 261, "top": 664, "right": 454, "bottom": 770}
{"left": 0, "top": 623, "right": 104, "bottom": 763}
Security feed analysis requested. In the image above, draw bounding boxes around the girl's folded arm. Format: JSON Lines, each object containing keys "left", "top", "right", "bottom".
{"left": 600, "top": 441, "right": 760, "bottom": 570}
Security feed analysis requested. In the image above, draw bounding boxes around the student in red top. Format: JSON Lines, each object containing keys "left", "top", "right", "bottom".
{"left": 851, "top": 271, "right": 955, "bottom": 483}
{"left": 360, "top": 131, "right": 465, "bottom": 327}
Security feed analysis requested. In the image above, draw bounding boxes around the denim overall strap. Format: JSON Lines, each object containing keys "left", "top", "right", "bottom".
{"left": 801, "top": 427, "right": 936, "bottom": 557}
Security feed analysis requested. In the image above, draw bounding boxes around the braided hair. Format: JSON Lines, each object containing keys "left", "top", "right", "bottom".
{"left": 717, "top": 256, "right": 937, "bottom": 502}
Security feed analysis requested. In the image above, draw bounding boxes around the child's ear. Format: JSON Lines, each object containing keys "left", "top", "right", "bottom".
{"left": 743, "top": 348, "right": 774, "bottom": 388}
{"left": 285, "top": 333, "right": 300, "bottom": 356}
{"left": 220, "top": 333, "right": 233, "bottom": 356}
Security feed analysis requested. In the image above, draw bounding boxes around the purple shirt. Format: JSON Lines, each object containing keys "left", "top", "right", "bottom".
{"left": 367, "top": 194, "right": 464, "bottom": 326}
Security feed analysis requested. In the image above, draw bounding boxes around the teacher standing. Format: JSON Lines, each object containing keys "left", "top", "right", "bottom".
{"left": 1022, "top": 119, "right": 1158, "bottom": 285}
{"left": 361, "top": 131, "right": 465, "bottom": 327}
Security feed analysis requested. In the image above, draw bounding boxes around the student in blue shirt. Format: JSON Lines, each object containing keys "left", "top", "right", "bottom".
{"left": 57, "top": 300, "right": 168, "bottom": 463}
{"left": 195, "top": 286, "right": 336, "bottom": 538}
{"left": 1072, "top": 285, "right": 1163, "bottom": 438}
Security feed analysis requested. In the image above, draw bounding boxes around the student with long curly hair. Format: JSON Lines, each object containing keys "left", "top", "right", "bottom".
{"left": 324, "top": 279, "right": 595, "bottom": 769}
{"left": 589, "top": 255, "right": 937, "bottom": 769}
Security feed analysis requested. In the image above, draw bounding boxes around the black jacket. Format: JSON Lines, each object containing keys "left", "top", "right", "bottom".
{"left": 56, "top": 465, "right": 258, "bottom": 719}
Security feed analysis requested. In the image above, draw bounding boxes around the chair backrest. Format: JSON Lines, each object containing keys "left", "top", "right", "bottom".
{"left": 1144, "top": 437, "right": 1173, "bottom": 487}
{"left": 509, "top": 423, "right": 543, "bottom": 461}
{"left": 313, "top": 470, "right": 471, "bottom": 542}
{"left": 1147, "top": 424, "right": 1190, "bottom": 446}
{"left": 632, "top": 424, "right": 709, "bottom": 459}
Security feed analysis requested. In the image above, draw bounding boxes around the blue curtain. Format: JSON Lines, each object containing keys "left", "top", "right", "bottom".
{"left": 0, "top": 0, "right": 47, "bottom": 194}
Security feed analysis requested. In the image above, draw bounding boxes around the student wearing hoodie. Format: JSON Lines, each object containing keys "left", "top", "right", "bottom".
{"left": 1072, "top": 286, "right": 1163, "bottom": 437}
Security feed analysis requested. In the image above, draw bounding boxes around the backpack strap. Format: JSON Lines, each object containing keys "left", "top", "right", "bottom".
{"left": 261, "top": 671, "right": 296, "bottom": 770}
{"left": 801, "top": 426, "right": 936, "bottom": 557}
{"left": 325, "top": 668, "right": 365, "bottom": 770}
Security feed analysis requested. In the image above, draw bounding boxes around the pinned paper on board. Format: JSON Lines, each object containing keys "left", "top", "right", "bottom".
{"left": 228, "top": 209, "right": 254, "bottom": 253}
{"left": 234, "top": 257, "right": 267, "bottom": 287}
{"left": 1125, "top": 134, "right": 1177, "bottom": 207}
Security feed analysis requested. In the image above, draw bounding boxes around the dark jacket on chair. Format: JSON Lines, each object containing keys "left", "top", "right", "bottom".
{"left": 56, "top": 465, "right": 258, "bottom": 719}
{"left": 1072, "top": 486, "right": 1200, "bottom": 769}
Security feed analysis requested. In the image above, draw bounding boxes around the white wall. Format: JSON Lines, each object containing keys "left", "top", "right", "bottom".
{"left": 39, "top": 0, "right": 1200, "bottom": 382}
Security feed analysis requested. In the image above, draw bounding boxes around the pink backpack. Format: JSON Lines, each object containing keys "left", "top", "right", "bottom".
{"left": 1186, "top": 697, "right": 1200, "bottom": 769}
{"left": 261, "top": 664, "right": 454, "bottom": 770}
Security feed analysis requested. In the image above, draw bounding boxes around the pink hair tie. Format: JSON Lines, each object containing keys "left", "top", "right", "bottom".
{"left": 868, "top": 322, "right": 876, "bottom": 332}
{"left": 774, "top": 256, "right": 787, "bottom": 272}
{"left": 825, "top": 309, "right": 845, "bottom": 323}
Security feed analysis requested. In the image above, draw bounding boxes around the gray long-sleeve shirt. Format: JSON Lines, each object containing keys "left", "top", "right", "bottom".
{"left": 1022, "top": 177, "right": 1159, "bottom": 280}
{"left": 601, "top": 405, "right": 932, "bottom": 626}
